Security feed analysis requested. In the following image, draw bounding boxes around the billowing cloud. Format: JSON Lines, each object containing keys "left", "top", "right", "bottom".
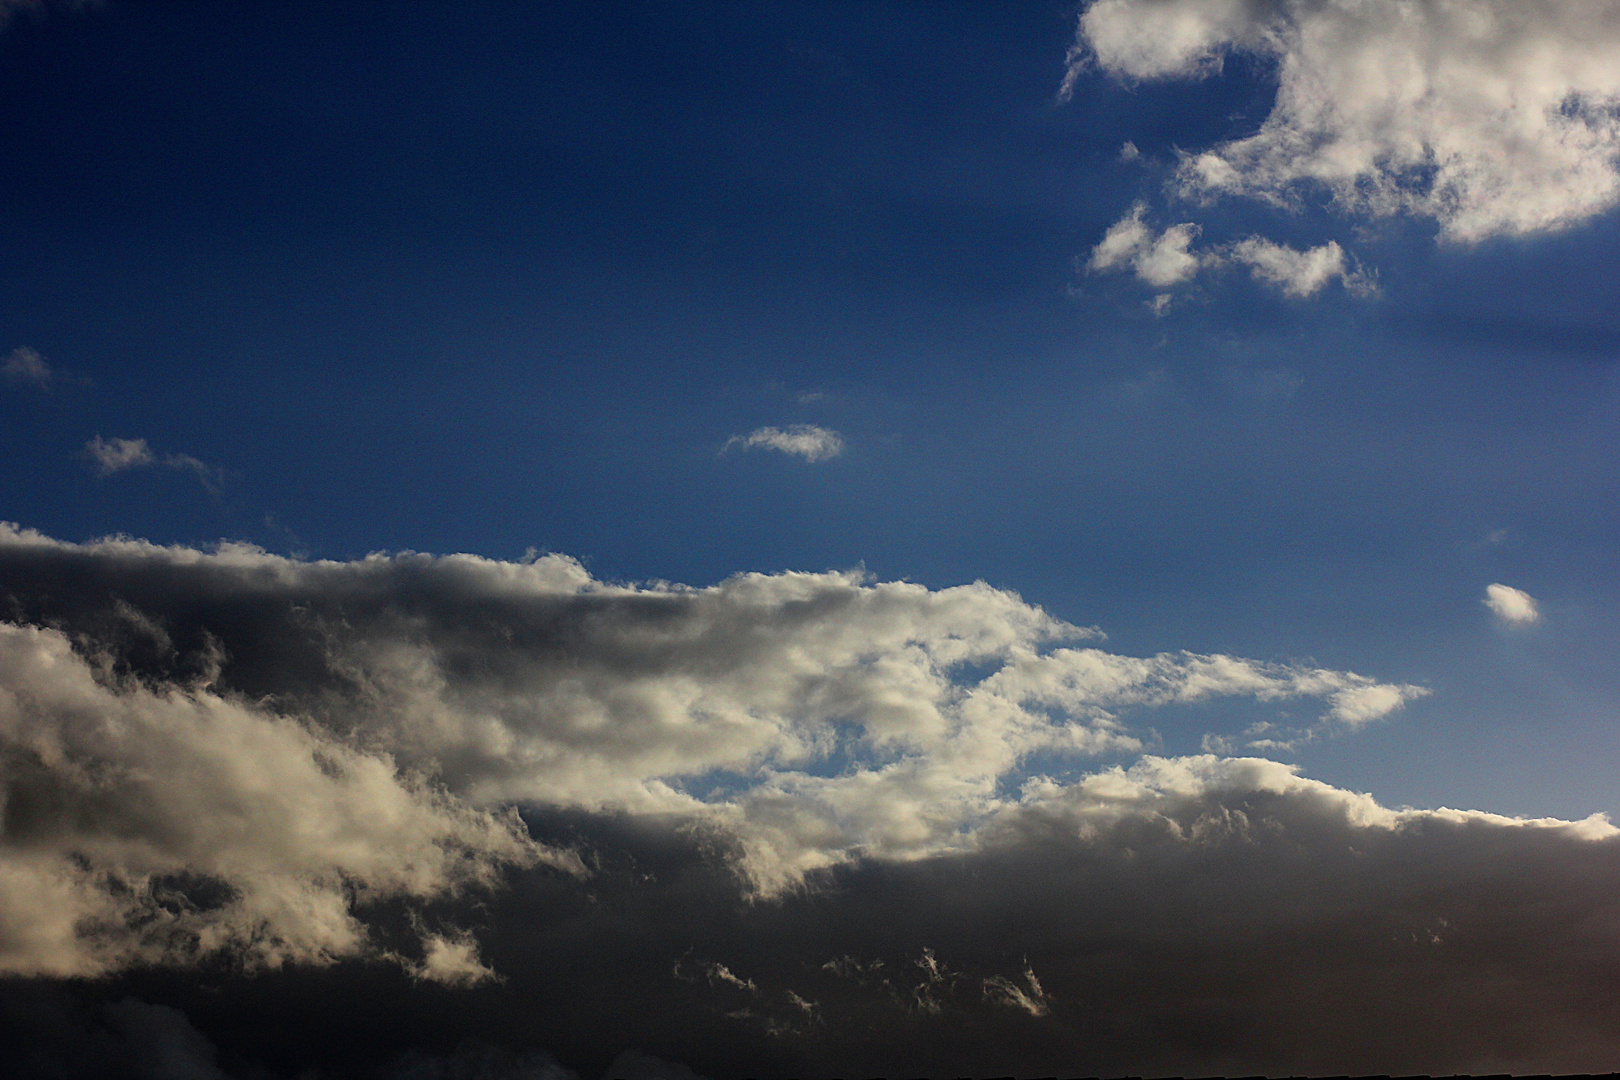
{"left": 0, "top": 516, "right": 1612, "bottom": 1076}
{"left": 0, "top": 619, "right": 564, "bottom": 979}
{"left": 1485, "top": 582, "right": 1541, "bottom": 625}
{"left": 2, "top": 346, "right": 50, "bottom": 387}
{"left": 0, "top": 523, "right": 1426, "bottom": 948}
{"left": 724, "top": 424, "right": 844, "bottom": 462}
{"left": 1074, "top": 0, "right": 1620, "bottom": 242}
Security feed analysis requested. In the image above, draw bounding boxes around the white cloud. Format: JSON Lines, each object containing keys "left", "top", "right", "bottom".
{"left": 85, "top": 435, "right": 156, "bottom": 475}
{"left": 1485, "top": 582, "right": 1541, "bottom": 625}
{"left": 1088, "top": 206, "right": 1373, "bottom": 297}
{"left": 1075, "top": 0, "right": 1620, "bottom": 242}
{"left": 83, "top": 436, "right": 224, "bottom": 490}
{"left": 2, "top": 346, "right": 50, "bottom": 386}
{"left": 0, "top": 524, "right": 1429, "bottom": 907}
{"left": 1231, "top": 236, "right": 1375, "bottom": 297}
{"left": 726, "top": 424, "right": 845, "bottom": 462}
{"left": 1087, "top": 203, "right": 1205, "bottom": 287}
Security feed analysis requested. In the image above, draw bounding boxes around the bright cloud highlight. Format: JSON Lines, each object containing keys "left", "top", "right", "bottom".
{"left": 1075, "top": 0, "right": 1620, "bottom": 242}
{"left": 1485, "top": 582, "right": 1541, "bottom": 625}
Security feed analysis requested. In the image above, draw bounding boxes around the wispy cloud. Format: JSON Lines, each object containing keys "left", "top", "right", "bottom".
{"left": 1086, "top": 204, "right": 1374, "bottom": 299}
{"left": 84, "top": 436, "right": 225, "bottom": 491}
{"left": 84, "top": 435, "right": 157, "bottom": 475}
{"left": 1485, "top": 582, "right": 1541, "bottom": 625}
{"left": 725, "top": 423, "right": 845, "bottom": 462}
{"left": 2, "top": 345, "right": 51, "bottom": 386}
{"left": 1230, "top": 236, "right": 1376, "bottom": 298}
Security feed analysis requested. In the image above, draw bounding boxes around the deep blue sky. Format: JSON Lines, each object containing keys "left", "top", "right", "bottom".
{"left": 2, "top": 0, "right": 1617, "bottom": 821}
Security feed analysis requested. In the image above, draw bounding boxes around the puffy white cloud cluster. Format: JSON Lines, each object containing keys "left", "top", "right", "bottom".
{"left": 1075, "top": 0, "right": 1620, "bottom": 242}
{"left": 724, "top": 424, "right": 844, "bottom": 462}
{"left": 1087, "top": 203, "right": 1374, "bottom": 299}
{"left": 0, "top": 523, "right": 1429, "bottom": 965}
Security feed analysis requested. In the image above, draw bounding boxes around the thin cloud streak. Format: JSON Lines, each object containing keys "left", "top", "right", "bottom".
{"left": 724, "top": 424, "right": 844, "bottom": 462}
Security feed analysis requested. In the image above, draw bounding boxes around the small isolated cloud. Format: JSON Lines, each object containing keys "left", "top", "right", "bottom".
{"left": 84, "top": 436, "right": 224, "bottom": 491}
{"left": 983, "top": 964, "right": 1050, "bottom": 1017}
{"left": 412, "top": 931, "right": 500, "bottom": 987}
{"left": 85, "top": 435, "right": 156, "bottom": 475}
{"left": 1088, "top": 203, "right": 1205, "bottom": 287}
{"left": 2, "top": 346, "right": 50, "bottom": 386}
{"left": 162, "top": 452, "right": 226, "bottom": 494}
{"left": 1331, "top": 681, "right": 1427, "bottom": 728}
{"left": 1485, "top": 582, "right": 1541, "bottom": 625}
{"left": 725, "top": 423, "right": 844, "bottom": 462}
{"left": 1073, "top": 0, "right": 1620, "bottom": 243}
{"left": 1231, "top": 236, "right": 1375, "bottom": 298}
{"left": 1087, "top": 206, "right": 1373, "bottom": 298}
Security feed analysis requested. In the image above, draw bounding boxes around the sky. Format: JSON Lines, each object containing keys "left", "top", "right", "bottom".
{"left": 1, "top": 1, "right": 1620, "bottom": 1076}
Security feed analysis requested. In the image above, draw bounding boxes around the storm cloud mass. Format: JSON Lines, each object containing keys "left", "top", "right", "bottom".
{"left": 1, "top": 526, "right": 1617, "bottom": 1076}
{"left": 4, "top": 0, "right": 1620, "bottom": 1074}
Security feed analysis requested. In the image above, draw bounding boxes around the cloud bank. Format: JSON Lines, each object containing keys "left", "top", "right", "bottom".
{"left": 0, "top": 526, "right": 1616, "bottom": 1075}
{"left": 0, "top": 523, "right": 1429, "bottom": 969}
{"left": 1075, "top": 0, "right": 1620, "bottom": 242}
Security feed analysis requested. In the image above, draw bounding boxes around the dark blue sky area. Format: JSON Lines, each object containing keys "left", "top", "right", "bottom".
{"left": 1, "top": 2, "right": 1616, "bottom": 820}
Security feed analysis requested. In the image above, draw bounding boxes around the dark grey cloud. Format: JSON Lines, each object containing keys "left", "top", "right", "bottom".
{"left": 0, "top": 526, "right": 1613, "bottom": 1076}
{"left": 4, "top": 784, "right": 1618, "bottom": 1077}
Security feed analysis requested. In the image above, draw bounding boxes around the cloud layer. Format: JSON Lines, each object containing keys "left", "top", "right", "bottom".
{"left": 0, "top": 528, "right": 1616, "bottom": 1075}
{"left": 1076, "top": 0, "right": 1620, "bottom": 242}
{"left": 10, "top": 755, "right": 1619, "bottom": 1077}
{"left": 0, "top": 523, "right": 1430, "bottom": 967}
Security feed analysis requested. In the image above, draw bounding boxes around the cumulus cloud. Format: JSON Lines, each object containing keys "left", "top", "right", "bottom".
{"left": 1087, "top": 205, "right": 1374, "bottom": 297}
{"left": 1485, "top": 582, "right": 1541, "bottom": 625}
{"left": 0, "top": 619, "right": 563, "bottom": 978}
{"left": 1231, "top": 235, "right": 1375, "bottom": 297}
{"left": 724, "top": 424, "right": 844, "bottom": 462}
{"left": 1074, "top": 0, "right": 1620, "bottom": 242}
{"left": 2, "top": 346, "right": 51, "bottom": 387}
{"left": 1087, "top": 203, "right": 1206, "bottom": 287}
{"left": 0, "top": 523, "right": 1426, "bottom": 934}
